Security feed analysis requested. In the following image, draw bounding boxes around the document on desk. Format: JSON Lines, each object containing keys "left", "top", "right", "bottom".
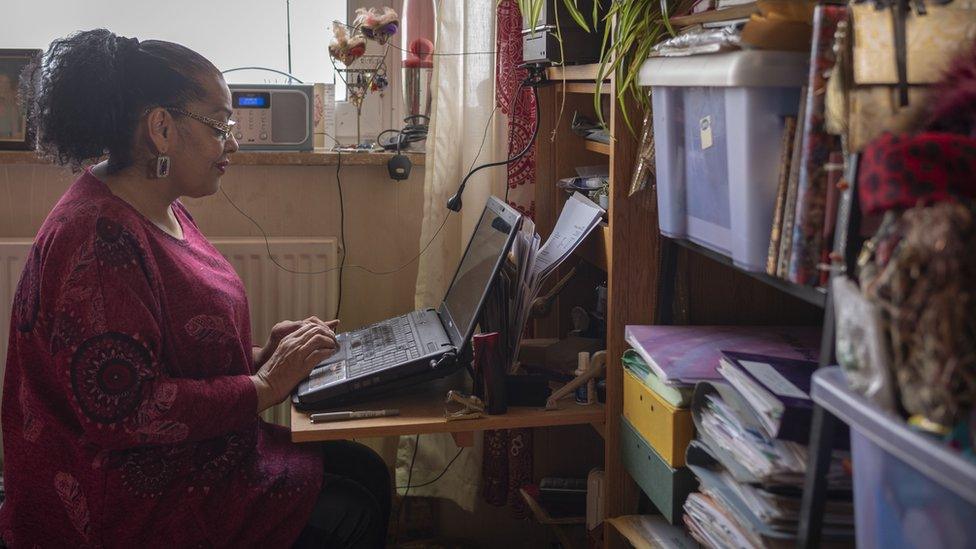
{"left": 533, "top": 192, "right": 605, "bottom": 280}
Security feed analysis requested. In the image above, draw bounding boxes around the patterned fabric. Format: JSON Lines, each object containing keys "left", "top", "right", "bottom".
{"left": 787, "top": 4, "right": 846, "bottom": 286}
{"left": 496, "top": 0, "right": 537, "bottom": 218}
{"left": 483, "top": 0, "right": 536, "bottom": 517}
{"left": 858, "top": 132, "right": 976, "bottom": 216}
{"left": 0, "top": 170, "right": 323, "bottom": 547}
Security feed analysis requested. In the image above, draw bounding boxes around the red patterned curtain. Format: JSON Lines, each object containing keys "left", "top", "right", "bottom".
{"left": 495, "top": 0, "right": 537, "bottom": 219}
{"left": 482, "top": 0, "right": 536, "bottom": 517}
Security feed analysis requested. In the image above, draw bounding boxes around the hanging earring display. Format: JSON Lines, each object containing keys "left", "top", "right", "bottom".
{"left": 153, "top": 154, "right": 171, "bottom": 179}
{"left": 328, "top": 6, "right": 399, "bottom": 150}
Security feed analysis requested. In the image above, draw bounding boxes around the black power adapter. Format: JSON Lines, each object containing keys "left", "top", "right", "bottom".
{"left": 387, "top": 153, "right": 412, "bottom": 180}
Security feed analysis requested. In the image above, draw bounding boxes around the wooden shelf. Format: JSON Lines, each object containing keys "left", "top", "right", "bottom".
{"left": 546, "top": 63, "right": 608, "bottom": 82}
{"left": 233, "top": 150, "right": 426, "bottom": 167}
{"left": 669, "top": 236, "right": 828, "bottom": 308}
{"left": 584, "top": 140, "right": 611, "bottom": 156}
{"left": 0, "top": 149, "right": 425, "bottom": 167}
{"left": 575, "top": 222, "right": 610, "bottom": 272}
{"left": 561, "top": 82, "right": 612, "bottom": 95}
{"left": 291, "top": 390, "right": 605, "bottom": 443}
{"left": 669, "top": 2, "right": 758, "bottom": 27}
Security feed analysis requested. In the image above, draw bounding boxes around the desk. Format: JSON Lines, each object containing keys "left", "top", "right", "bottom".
{"left": 291, "top": 390, "right": 605, "bottom": 444}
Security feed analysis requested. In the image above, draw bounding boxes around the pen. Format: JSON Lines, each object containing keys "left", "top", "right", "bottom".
{"left": 309, "top": 409, "right": 400, "bottom": 423}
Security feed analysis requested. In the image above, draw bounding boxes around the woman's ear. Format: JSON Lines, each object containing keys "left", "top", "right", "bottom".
{"left": 144, "top": 107, "right": 175, "bottom": 155}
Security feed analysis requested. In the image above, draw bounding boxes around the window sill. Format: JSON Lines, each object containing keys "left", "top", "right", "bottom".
{"left": 0, "top": 149, "right": 426, "bottom": 168}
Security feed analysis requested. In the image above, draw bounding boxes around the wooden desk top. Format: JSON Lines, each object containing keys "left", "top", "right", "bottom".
{"left": 290, "top": 390, "right": 605, "bottom": 443}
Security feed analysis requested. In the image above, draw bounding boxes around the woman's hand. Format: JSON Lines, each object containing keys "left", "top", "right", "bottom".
{"left": 250, "top": 322, "right": 339, "bottom": 413}
{"left": 254, "top": 316, "right": 339, "bottom": 368}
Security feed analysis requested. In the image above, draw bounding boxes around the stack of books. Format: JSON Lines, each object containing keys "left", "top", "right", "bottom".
{"left": 765, "top": 4, "right": 848, "bottom": 288}
{"left": 681, "top": 352, "right": 855, "bottom": 548}
{"left": 620, "top": 325, "right": 823, "bottom": 525}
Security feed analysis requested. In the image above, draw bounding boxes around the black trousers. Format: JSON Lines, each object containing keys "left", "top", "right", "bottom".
{"left": 292, "top": 440, "right": 392, "bottom": 549}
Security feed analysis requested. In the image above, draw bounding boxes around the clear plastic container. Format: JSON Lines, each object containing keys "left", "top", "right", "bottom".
{"left": 639, "top": 51, "right": 808, "bottom": 271}
{"left": 813, "top": 367, "right": 976, "bottom": 549}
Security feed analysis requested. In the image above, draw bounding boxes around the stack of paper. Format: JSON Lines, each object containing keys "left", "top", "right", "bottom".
{"left": 682, "top": 367, "right": 854, "bottom": 548}
{"left": 482, "top": 192, "right": 605, "bottom": 368}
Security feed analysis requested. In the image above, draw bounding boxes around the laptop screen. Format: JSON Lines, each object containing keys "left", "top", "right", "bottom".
{"left": 440, "top": 197, "right": 521, "bottom": 350}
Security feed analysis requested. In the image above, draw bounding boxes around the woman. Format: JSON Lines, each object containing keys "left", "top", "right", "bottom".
{"left": 0, "top": 29, "right": 390, "bottom": 547}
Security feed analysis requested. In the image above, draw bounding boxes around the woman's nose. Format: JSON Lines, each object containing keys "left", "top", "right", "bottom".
{"left": 225, "top": 132, "right": 240, "bottom": 154}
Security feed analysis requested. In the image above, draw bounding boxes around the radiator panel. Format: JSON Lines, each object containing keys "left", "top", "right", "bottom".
{"left": 0, "top": 237, "right": 339, "bottom": 429}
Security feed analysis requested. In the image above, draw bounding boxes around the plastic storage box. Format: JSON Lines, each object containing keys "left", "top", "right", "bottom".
{"left": 622, "top": 368, "right": 694, "bottom": 467}
{"left": 638, "top": 51, "right": 808, "bottom": 271}
{"left": 813, "top": 367, "right": 976, "bottom": 549}
{"left": 621, "top": 416, "right": 697, "bottom": 524}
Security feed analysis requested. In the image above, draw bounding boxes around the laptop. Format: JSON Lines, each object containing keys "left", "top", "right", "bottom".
{"left": 293, "top": 196, "right": 523, "bottom": 410}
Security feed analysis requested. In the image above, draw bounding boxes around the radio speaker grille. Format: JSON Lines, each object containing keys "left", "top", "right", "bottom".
{"left": 271, "top": 91, "right": 309, "bottom": 144}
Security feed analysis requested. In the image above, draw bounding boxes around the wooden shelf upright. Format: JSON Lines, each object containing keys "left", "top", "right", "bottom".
{"left": 531, "top": 69, "right": 660, "bottom": 548}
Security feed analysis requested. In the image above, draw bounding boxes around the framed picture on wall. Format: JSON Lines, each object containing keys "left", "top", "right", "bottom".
{"left": 0, "top": 49, "right": 40, "bottom": 151}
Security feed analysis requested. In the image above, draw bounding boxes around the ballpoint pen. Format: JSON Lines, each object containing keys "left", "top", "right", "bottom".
{"left": 309, "top": 409, "right": 400, "bottom": 423}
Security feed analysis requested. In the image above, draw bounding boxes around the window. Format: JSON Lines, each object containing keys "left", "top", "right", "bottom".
{"left": 1, "top": 0, "right": 404, "bottom": 143}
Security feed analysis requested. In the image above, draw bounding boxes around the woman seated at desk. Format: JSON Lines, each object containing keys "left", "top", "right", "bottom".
{"left": 0, "top": 29, "right": 389, "bottom": 548}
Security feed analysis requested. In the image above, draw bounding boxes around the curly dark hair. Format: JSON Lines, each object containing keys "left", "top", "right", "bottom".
{"left": 19, "top": 29, "right": 222, "bottom": 172}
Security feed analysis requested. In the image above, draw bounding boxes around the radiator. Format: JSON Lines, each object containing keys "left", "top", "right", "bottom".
{"left": 0, "top": 237, "right": 339, "bottom": 428}
{"left": 211, "top": 237, "right": 339, "bottom": 426}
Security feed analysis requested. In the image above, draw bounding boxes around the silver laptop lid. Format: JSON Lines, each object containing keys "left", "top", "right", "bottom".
{"left": 438, "top": 196, "right": 522, "bottom": 353}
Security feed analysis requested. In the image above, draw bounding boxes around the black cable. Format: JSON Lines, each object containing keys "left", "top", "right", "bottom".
{"left": 220, "top": 101, "right": 500, "bottom": 278}
{"left": 335, "top": 145, "right": 345, "bottom": 319}
{"left": 506, "top": 85, "right": 541, "bottom": 204}
{"left": 384, "top": 40, "right": 497, "bottom": 57}
{"left": 448, "top": 83, "right": 539, "bottom": 211}
{"left": 395, "top": 447, "right": 465, "bottom": 490}
{"left": 394, "top": 433, "right": 421, "bottom": 546}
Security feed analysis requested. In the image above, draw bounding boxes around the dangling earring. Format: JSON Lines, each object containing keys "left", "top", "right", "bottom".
{"left": 151, "top": 154, "right": 171, "bottom": 179}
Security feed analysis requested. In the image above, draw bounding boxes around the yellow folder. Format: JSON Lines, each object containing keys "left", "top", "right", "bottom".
{"left": 623, "top": 368, "right": 695, "bottom": 467}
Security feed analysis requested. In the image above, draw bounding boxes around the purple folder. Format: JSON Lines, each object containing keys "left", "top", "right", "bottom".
{"left": 624, "top": 325, "right": 821, "bottom": 385}
{"left": 720, "top": 350, "right": 817, "bottom": 443}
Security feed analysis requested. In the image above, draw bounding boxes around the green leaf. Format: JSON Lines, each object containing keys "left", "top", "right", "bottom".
{"left": 661, "top": 0, "right": 678, "bottom": 38}
{"left": 562, "top": 0, "right": 591, "bottom": 33}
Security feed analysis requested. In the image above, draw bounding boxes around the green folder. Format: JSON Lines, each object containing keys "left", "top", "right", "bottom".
{"left": 622, "top": 349, "right": 694, "bottom": 408}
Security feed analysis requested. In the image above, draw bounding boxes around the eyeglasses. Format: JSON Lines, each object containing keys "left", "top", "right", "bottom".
{"left": 142, "top": 106, "right": 236, "bottom": 141}
{"left": 167, "top": 107, "right": 236, "bottom": 141}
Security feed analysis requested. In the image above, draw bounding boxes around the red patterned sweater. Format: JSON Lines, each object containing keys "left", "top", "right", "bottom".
{"left": 0, "top": 169, "right": 322, "bottom": 547}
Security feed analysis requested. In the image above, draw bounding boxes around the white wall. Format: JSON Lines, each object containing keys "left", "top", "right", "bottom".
{"left": 0, "top": 0, "right": 345, "bottom": 94}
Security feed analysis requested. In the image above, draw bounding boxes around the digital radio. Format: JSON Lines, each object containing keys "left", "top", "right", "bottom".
{"left": 228, "top": 83, "right": 314, "bottom": 151}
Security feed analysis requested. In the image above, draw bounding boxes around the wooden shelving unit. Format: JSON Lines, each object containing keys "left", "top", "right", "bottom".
{"left": 584, "top": 140, "right": 611, "bottom": 156}
{"left": 533, "top": 61, "right": 659, "bottom": 549}
{"left": 545, "top": 63, "right": 607, "bottom": 82}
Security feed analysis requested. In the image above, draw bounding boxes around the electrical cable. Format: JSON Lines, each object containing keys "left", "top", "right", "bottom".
{"left": 447, "top": 82, "right": 540, "bottom": 212}
{"left": 220, "top": 100, "right": 500, "bottom": 278}
{"left": 334, "top": 144, "right": 345, "bottom": 319}
{"left": 393, "top": 433, "right": 421, "bottom": 547}
{"left": 395, "top": 446, "right": 465, "bottom": 490}
{"left": 506, "top": 85, "right": 540, "bottom": 204}
{"left": 383, "top": 40, "right": 497, "bottom": 57}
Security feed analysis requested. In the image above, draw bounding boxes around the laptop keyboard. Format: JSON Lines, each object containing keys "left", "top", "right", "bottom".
{"left": 347, "top": 315, "right": 421, "bottom": 377}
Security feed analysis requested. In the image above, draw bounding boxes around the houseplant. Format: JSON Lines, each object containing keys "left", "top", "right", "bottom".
{"left": 519, "top": 0, "right": 689, "bottom": 132}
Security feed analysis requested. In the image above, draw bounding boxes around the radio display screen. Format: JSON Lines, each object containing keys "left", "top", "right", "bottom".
{"left": 233, "top": 92, "right": 271, "bottom": 108}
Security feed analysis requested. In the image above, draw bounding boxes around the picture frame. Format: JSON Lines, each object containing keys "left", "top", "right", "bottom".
{"left": 0, "top": 49, "right": 40, "bottom": 151}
